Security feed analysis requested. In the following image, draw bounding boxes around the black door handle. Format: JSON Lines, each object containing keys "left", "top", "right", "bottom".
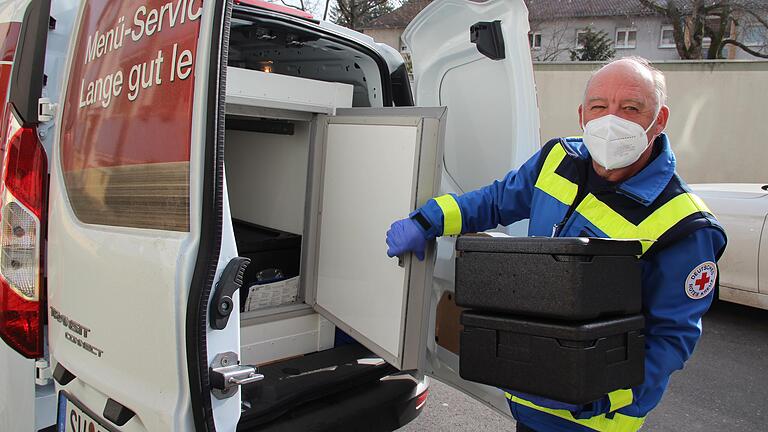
{"left": 210, "top": 257, "right": 251, "bottom": 330}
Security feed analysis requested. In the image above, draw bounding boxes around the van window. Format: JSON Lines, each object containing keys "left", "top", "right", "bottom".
{"left": 228, "top": 15, "right": 384, "bottom": 107}
{"left": 59, "top": 1, "right": 203, "bottom": 232}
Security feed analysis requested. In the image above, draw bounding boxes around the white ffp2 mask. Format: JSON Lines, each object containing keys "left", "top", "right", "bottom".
{"left": 582, "top": 111, "right": 659, "bottom": 170}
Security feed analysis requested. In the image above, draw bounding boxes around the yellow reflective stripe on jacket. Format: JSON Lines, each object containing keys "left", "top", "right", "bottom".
{"left": 607, "top": 389, "right": 633, "bottom": 412}
{"left": 506, "top": 393, "right": 646, "bottom": 432}
{"left": 534, "top": 144, "right": 578, "bottom": 206}
{"left": 433, "top": 194, "right": 462, "bottom": 235}
{"left": 575, "top": 192, "right": 710, "bottom": 255}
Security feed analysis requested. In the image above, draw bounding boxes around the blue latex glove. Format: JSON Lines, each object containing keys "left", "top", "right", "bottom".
{"left": 386, "top": 218, "right": 427, "bottom": 261}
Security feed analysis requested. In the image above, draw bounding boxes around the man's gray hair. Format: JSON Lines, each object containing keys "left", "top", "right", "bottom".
{"left": 585, "top": 56, "right": 668, "bottom": 111}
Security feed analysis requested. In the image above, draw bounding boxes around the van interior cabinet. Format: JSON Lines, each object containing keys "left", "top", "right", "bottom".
{"left": 224, "top": 67, "right": 445, "bottom": 372}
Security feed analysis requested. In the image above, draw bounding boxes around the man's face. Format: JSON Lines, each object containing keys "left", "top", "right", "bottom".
{"left": 577, "top": 60, "right": 669, "bottom": 181}
{"left": 579, "top": 61, "right": 663, "bottom": 138}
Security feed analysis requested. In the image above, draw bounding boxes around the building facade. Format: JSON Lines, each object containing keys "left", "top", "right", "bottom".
{"left": 526, "top": 0, "right": 768, "bottom": 61}
{"left": 359, "top": 0, "right": 433, "bottom": 56}
{"left": 359, "top": 0, "right": 768, "bottom": 62}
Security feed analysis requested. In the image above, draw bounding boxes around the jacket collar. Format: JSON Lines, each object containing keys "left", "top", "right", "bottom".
{"left": 565, "top": 133, "right": 676, "bottom": 206}
{"left": 615, "top": 133, "right": 676, "bottom": 206}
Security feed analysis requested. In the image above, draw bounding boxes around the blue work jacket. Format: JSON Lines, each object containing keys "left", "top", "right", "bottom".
{"left": 415, "top": 134, "right": 727, "bottom": 432}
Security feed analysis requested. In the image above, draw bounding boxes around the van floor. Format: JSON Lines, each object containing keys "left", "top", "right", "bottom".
{"left": 238, "top": 343, "right": 400, "bottom": 429}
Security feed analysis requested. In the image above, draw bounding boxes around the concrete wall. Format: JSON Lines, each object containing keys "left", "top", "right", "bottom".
{"left": 532, "top": 60, "right": 768, "bottom": 184}
{"left": 360, "top": 28, "right": 403, "bottom": 51}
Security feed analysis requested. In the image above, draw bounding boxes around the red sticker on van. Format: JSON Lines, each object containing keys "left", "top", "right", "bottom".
{"left": 59, "top": 1, "right": 204, "bottom": 232}
{"left": 60, "top": 0, "right": 203, "bottom": 170}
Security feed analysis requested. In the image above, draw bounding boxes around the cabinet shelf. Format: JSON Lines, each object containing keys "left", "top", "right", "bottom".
{"left": 225, "top": 67, "right": 354, "bottom": 119}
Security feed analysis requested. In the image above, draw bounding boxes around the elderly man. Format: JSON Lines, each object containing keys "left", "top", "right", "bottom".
{"left": 386, "top": 57, "right": 726, "bottom": 432}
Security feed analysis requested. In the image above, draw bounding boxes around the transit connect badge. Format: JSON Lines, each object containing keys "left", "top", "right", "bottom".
{"left": 686, "top": 261, "right": 717, "bottom": 300}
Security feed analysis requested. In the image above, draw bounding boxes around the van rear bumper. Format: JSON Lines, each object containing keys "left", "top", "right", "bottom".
{"left": 236, "top": 343, "right": 428, "bottom": 431}
{"left": 238, "top": 372, "right": 426, "bottom": 432}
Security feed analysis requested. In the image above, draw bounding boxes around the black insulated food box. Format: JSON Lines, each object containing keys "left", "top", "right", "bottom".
{"left": 455, "top": 236, "right": 643, "bottom": 320}
{"left": 232, "top": 219, "right": 302, "bottom": 309}
{"left": 460, "top": 311, "right": 645, "bottom": 404}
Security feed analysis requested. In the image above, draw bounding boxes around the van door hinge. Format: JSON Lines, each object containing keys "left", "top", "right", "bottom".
{"left": 35, "top": 359, "right": 52, "bottom": 386}
{"left": 38, "top": 97, "right": 57, "bottom": 123}
{"left": 210, "top": 352, "right": 263, "bottom": 400}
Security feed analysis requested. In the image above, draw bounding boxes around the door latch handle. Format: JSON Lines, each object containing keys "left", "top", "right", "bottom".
{"left": 210, "top": 352, "right": 263, "bottom": 400}
{"left": 228, "top": 373, "right": 263, "bottom": 387}
{"left": 210, "top": 257, "right": 251, "bottom": 330}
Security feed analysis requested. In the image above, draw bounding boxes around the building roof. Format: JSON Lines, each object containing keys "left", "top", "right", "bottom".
{"left": 525, "top": 0, "right": 768, "bottom": 21}
{"left": 360, "top": 0, "right": 768, "bottom": 29}
{"left": 361, "top": 0, "right": 433, "bottom": 29}
{"left": 525, "top": 0, "right": 655, "bottom": 20}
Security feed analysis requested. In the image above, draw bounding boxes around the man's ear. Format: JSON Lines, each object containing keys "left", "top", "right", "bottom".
{"left": 578, "top": 104, "right": 584, "bottom": 129}
{"left": 655, "top": 105, "right": 670, "bottom": 135}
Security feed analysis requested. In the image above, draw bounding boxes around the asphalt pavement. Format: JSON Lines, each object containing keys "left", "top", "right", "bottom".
{"left": 399, "top": 300, "right": 768, "bottom": 431}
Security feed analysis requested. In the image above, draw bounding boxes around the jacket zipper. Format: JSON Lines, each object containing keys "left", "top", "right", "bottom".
{"left": 552, "top": 170, "right": 591, "bottom": 237}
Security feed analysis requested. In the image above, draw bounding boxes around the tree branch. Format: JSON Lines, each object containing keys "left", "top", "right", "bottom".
{"left": 741, "top": 8, "right": 768, "bottom": 29}
{"left": 638, "top": 0, "right": 668, "bottom": 16}
{"left": 337, "top": 0, "right": 350, "bottom": 15}
{"left": 721, "top": 38, "right": 768, "bottom": 58}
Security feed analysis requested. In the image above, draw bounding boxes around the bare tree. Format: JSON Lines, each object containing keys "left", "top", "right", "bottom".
{"left": 269, "top": 0, "right": 307, "bottom": 11}
{"left": 529, "top": 19, "right": 572, "bottom": 61}
{"left": 330, "top": 0, "right": 395, "bottom": 30}
{"left": 639, "top": 0, "right": 768, "bottom": 59}
{"left": 639, "top": 0, "right": 710, "bottom": 59}
{"left": 719, "top": 7, "right": 768, "bottom": 58}
{"left": 265, "top": 0, "right": 335, "bottom": 19}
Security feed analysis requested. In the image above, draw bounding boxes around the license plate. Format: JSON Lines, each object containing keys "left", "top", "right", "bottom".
{"left": 57, "top": 392, "right": 112, "bottom": 432}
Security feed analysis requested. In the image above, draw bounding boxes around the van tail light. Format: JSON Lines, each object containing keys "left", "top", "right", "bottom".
{"left": 415, "top": 388, "right": 429, "bottom": 410}
{"left": 0, "top": 105, "right": 47, "bottom": 358}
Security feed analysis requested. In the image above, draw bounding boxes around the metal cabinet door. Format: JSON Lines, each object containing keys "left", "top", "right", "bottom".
{"left": 304, "top": 107, "right": 446, "bottom": 371}
{"left": 759, "top": 211, "right": 768, "bottom": 295}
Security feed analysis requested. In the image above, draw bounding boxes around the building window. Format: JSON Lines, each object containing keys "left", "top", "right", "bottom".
{"left": 528, "top": 31, "right": 542, "bottom": 50}
{"left": 616, "top": 28, "right": 637, "bottom": 49}
{"left": 659, "top": 25, "right": 676, "bottom": 48}
{"left": 576, "top": 29, "right": 589, "bottom": 48}
{"left": 702, "top": 15, "right": 724, "bottom": 48}
{"left": 743, "top": 24, "right": 767, "bottom": 46}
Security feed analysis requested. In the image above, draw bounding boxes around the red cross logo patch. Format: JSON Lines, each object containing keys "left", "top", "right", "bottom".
{"left": 685, "top": 261, "right": 717, "bottom": 300}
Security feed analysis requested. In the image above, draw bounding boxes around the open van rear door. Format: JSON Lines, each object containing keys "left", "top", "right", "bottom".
{"left": 0, "top": 0, "right": 50, "bottom": 356}
{"left": 48, "top": 1, "right": 239, "bottom": 431}
{"left": 403, "top": 0, "right": 541, "bottom": 415}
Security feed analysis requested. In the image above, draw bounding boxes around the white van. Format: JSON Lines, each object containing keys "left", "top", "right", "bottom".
{"left": 0, "top": 0, "right": 77, "bottom": 430}
{"left": 0, "top": 0, "right": 539, "bottom": 430}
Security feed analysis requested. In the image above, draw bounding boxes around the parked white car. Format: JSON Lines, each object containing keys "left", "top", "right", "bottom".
{"left": 690, "top": 183, "right": 768, "bottom": 310}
